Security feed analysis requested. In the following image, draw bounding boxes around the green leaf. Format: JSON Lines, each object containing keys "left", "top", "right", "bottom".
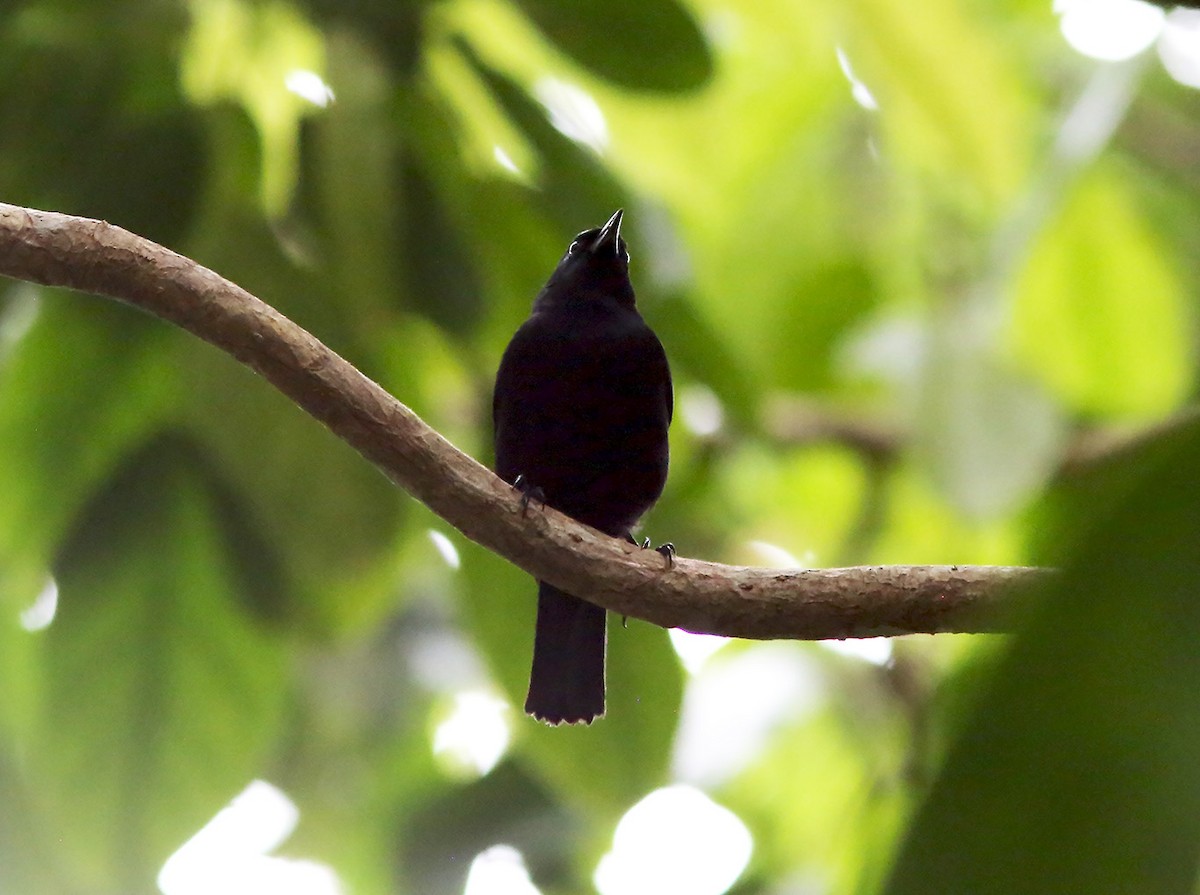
{"left": 292, "top": 0, "right": 427, "bottom": 76}
{"left": 511, "top": 0, "right": 713, "bottom": 92}
{"left": 650, "top": 289, "right": 759, "bottom": 432}
{"left": 32, "top": 433, "right": 289, "bottom": 891}
{"left": 455, "top": 37, "right": 627, "bottom": 232}
{"left": 916, "top": 308, "right": 1067, "bottom": 520}
{"left": 727, "top": 704, "right": 908, "bottom": 894}
{"left": 767, "top": 258, "right": 877, "bottom": 393}
{"left": 399, "top": 158, "right": 486, "bottom": 338}
{"left": 847, "top": 0, "right": 1032, "bottom": 205}
{"left": 180, "top": 337, "right": 403, "bottom": 632}
{"left": 1011, "top": 167, "right": 1192, "bottom": 418}
{"left": 885, "top": 420, "right": 1200, "bottom": 895}
{"left": 305, "top": 29, "right": 404, "bottom": 325}
{"left": 0, "top": 296, "right": 180, "bottom": 611}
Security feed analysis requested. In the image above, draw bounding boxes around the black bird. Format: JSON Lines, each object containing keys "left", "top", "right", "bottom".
{"left": 493, "top": 210, "right": 673, "bottom": 724}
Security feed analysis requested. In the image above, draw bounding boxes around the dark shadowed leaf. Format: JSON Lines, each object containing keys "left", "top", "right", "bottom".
{"left": 181, "top": 339, "right": 403, "bottom": 632}
{"left": 512, "top": 0, "right": 713, "bottom": 92}
{"left": 400, "top": 159, "right": 486, "bottom": 337}
{"left": 885, "top": 420, "right": 1200, "bottom": 895}
{"left": 0, "top": 297, "right": 180, "bottom": 611}
{"left": 33, "top": 434, "right": 288, "bottom": 891}
{"left": 293, "top": 0, "right": 429, "bottom": 76}
{"left": 0, "top": 8, "right": 204, "bottom": 247}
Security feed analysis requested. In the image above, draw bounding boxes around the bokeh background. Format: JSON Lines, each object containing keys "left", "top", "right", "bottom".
{"left": 2, "top": 1, "right": 1200, "bottom": 893}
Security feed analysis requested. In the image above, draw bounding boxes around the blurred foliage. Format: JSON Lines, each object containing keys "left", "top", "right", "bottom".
{"left": 1, "top": 1, "right": 1199, "bottom": 894}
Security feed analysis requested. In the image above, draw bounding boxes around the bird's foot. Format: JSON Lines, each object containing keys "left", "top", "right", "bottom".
{"left": 627, "top": 532, "right": 675, "bottom": 568}
{"left": 512, "top": 475, "right": 545, "bottom": 518}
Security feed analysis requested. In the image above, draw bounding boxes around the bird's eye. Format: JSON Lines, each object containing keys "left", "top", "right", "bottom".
{"left": 567, "top": 228, "right": 597, "bottom": 255}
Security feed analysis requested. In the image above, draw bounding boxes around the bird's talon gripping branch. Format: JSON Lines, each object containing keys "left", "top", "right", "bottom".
{"left": 512, "top": 474, "right": 546, "bottom": 518}
{"left": 655, "top": 542, "right": 676, "bottom": 568}
{"left": 628, "top": 532, "right": 674, "bottom": 568}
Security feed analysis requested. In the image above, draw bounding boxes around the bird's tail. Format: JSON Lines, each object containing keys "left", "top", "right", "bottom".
{"left": 525, "top": 582, "right": 606, "bottom": 725}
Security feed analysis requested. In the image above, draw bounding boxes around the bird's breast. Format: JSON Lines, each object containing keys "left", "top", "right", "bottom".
{"left": 493, "top": 308, "right": 671, "bottom": 533}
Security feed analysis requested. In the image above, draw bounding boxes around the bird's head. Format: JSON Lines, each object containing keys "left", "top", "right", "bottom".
{"left": 536, "top": 209, "right": 636, "bottom": 310}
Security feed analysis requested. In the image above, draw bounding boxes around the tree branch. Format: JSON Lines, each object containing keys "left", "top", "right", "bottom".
{"left": 0, "top": 202, "right": 1046, "bottom": 639}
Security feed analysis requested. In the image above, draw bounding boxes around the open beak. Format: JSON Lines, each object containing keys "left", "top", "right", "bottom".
{"left": 590, "top": 208, "right": 624, "bottom": 254}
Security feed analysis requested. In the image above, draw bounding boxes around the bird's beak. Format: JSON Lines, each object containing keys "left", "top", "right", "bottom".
{"left": 590, "top": 209, "right": 624, "bottom": 254}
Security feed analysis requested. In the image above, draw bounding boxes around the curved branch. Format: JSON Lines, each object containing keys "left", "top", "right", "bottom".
{"left": 0, "top": 203, "right": 1046, "bottom": 639}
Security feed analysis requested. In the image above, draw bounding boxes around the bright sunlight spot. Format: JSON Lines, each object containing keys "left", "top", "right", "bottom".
{"left": 679, "top": 384, "right": 725, "bottom": 437}
{"left": 428, "top": 529, "right": 462, "bottom": 569}
{"left": 158, "top": 780, "right": 341, "bottom": 895}
{"left": 1053, "top": 58, "right": 1142, "bottom": 163}
{"left": 409, "top": 628, "right": 490, "bottom": 691}
{"left": 492, "top": 144, "right": 522, "bottom": 175}
{"left": 745, "top": 539, "right": 808, "bottom": 568}
{"left": 674, "top": 643, "right": 824, "bottom": 785}
{"left": 835, "top": 46, "right": 880, "bottom": 110}
{"left": 533, "top": 78, "right": 609, "bottom": 152}
{"left": 820, "top": 637, "right": 894, "bottom": 666}
{"left": 669, "top": 629, "right": 731, "bottom": 674}
{"left": 1159, "top": 10, "right": 1200, "bottom": 88}
{"left": 285, "top": 69, "right": 335, "bottom": 107}
{"left": 594, "top": 786, "right": 752, "bottom": 895}
{"left": 432, "top": 691, "right": 512, "bottom": 777}
{"left": 463, "top": 845, "right": 541, "bottom": 895}
{"left": 19, "top": 576, "right": 58, "bottom": 632}
{"left": 1056, "top": 0, "right": 1164, "bottom": 61}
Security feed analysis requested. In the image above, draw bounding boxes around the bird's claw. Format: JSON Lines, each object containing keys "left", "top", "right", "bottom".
{"left": 512, "top": 475, "right": 545, "bottom": 518}
{"left": 628, "top": 533, "right": 675, "bottom": 568}
{"left": 655, "top": 542, "right": 676, "bottom": 568}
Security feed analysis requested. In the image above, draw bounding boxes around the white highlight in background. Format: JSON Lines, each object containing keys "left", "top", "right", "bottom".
{"left": 493, "top": 145, "right": 522, "bottom": 175}
{"left": 679, "top": 384, "right": 725, "bottom": 437}
{"left": 1159, "top": 10, "right": 1200, "bottom": 87}
{"left": 836, "top": 46, "right": 880, "bottom": 110}
{"left": 285, "top": 69, "right": 335, "bottom": 107}
{"left": 1056, "top": 0, "right": 1164, "bottom": 61}
{"left": 428, "top": 529, "right": 461, "bottom": 569}
{"left": 820, "top": 637, "right": 893, "bottom": 666}
{"left": 672, "top": 643, "right": 823, "bottom": 785}
{"left": 745, "top": 540, "right": 808, "bottom": 569}
{"left": 669, "top": 629, "right": 730, "bottom": 674}
{"left": 20, "top": 577, "right": 58, "bottom": 631}
{"left": 594, "top": 786, "right": 752, "bottom": 895}
{"left": 463, "top": 845, "right": 541, "bottom": 895}
{"left": 433, "top": 691, "right": 511, "bottom": 777}
{"left": 158, "top": 780, "right": 341, "bottom": 895}
{"left": 533, "top": 78, "right": 609, "bottom": 152}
